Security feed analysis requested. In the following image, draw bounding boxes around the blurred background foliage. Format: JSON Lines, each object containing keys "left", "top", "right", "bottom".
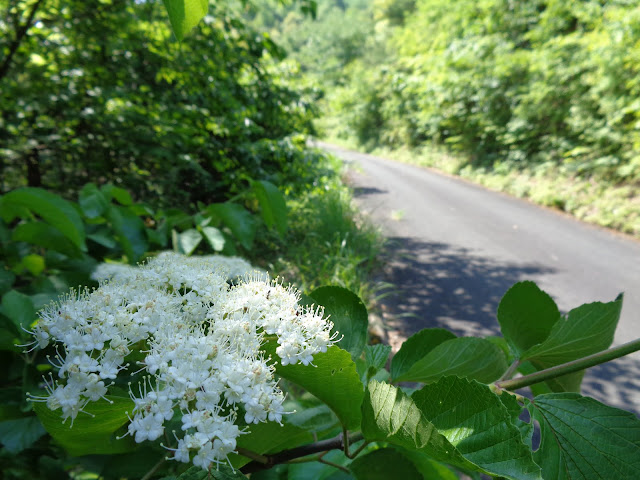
{"left": 250, "top": 0, "right": 640, "bottom": 187}
{"left": 1, "top": 0, "right": 322, "bottom": 209}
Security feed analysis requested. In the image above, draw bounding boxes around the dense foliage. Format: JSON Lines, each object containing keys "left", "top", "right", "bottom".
{"left": 1, "top": 0, "right": 319, "bottom": 209}
{"left": 263, "top": 0, "right": 640, "bottom": 185}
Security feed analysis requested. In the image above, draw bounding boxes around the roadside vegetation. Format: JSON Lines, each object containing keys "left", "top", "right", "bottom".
{"left": 251, "top": 0, "right": 640, "bottom": 237}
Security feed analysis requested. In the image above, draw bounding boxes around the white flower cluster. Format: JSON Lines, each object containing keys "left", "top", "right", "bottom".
{"left": 91, "top": 251, "right": 265, "bottom": 284}
{"left": 30, "top": 253, "right": 337, "bottom": 470}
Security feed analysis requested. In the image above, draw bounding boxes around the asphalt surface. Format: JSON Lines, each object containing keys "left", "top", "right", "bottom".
{"left": 321, "top": 143, "right": 640, "bottom": 416}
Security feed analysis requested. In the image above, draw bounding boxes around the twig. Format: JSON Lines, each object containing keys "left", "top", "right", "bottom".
{"left": 494, "top": 338, "right": 640, "bottom": 392}
{"left": 240, "top": 431, "right": 364, "bottom": 474}
{"left": 498, "top": 359, "right": 521, "bottom": 381}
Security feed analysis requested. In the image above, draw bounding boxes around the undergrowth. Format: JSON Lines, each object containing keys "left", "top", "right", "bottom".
{"left": 252, "top": 152, "right": 386, "bottom": 305}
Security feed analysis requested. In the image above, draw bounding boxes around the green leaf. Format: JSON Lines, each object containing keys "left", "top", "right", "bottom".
{"left": 0, "top": 416, "right": 47, "bottom": 453}
{"left": 79, "top": 183, "right": 109, "bottom": 219}
{"left": 252, "top": 180, "right": 288, "bottom": 237}
{"left": 497, "top": 281, "right": 560, "bottom": 357}
{"left": 177, "top": 228, "right": 202, "bottom": 255}
{"left": 310, "top": 286, "right": 368, "bottom": 360}
{"left": 364, "top": 344, "right": 391, "bottom": 371}
{"left": 87, "top": 230, "right": 119, "bottom": 249}
{"left": 283, "top": 403, "right": 338, "bottom": 432}
{"left": 521, "top": 295, "right": 623, "bottom": 392}
{"left": 233, "top": 421, "right": 312, "bottom": 468}
{"left": 266, "top": 343, "right": 363, "bottom": 430}
{"left": 392, "top": 447, "right": 460, "bottom": 480}
{"left": 1, "top": 290, "right": 36, "bottom": 334}
{"left": 362, "top": 378, "right": 541, "bottom": 480}
{"left": 528, "top": 393, "right": 640, "bottom": 480}
{"left": 1, "top": 188, "right": 86, "bottom": 251}
{"left": 177, "top": 465, "right": 248, "bottom": 479}
{"left": 391, "top": 328, "right": 456, "bottom": 381}
{"left": 33, "top": 396, "right": 136, "bottom": 456}
{"left": 101, "top": 185, "right": 133, "bottom": 206}
{"left": 394, "top": 336, "right": 508, "bottom": 384}
{"left": 162, "top": 0, "right": 209, "bottom": 41}
{"left": 350, "top": 448, "right": 422, "bottom": 479}
{"left": 12, "top": 221, "right": 84, "bottom": 258}
{"left": 200, "top": 226, "right": 225, "bottom": 251}
{"left": 206, "top": 203, "right": 256, "bottom": 250}
{"left": 106, "top": 205, "right": 148, "bottom": 263}
{"left": 0, "top": 269, "right": 16, "bottom": 295}
{"left": 20, "top": 254, "right": 45, "bottom": 276}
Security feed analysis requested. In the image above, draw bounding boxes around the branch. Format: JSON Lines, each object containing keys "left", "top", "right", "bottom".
{"left": 494, "top": 338, "right": 640, "bottom": 392}
{"left": 240, "top": 431, "right": 364, "bottom": 474}
{"left": 0, "top": 0, "right": 46, "bottom": 82}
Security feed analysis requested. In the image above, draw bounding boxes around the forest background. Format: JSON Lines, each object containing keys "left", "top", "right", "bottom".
{"left": 247, "top": 0, "right": 640, "bottom": 236}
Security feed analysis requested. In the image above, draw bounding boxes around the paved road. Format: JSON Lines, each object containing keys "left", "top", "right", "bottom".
{"left": 322, "top": 143, "right": 640, "bottom": 415}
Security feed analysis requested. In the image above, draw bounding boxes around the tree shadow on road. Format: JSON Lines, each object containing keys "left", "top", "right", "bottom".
{"left": 377, "top": 236, "right": 556, "bottom": 339}
{"left": 376, "top": 235, "right": 640, "bottom": 416}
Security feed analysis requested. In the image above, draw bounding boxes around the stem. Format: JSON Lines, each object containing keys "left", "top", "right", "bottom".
{"left": 498, "top": 359, "right": 521, "bottom": 381}
{"left": 494, "top": 338, "right": 640, "bottom": 392}
{"left": 236, "top": 447, "right": 269, "bottom": 464}
{"left": 140, "top": 457, "right": 166, "bottom": 480}
{"left": 240, "top": 431, "right": 364, "bottom": 474}
{"left": 318, "top": 455, "right": 350, "bottom": 474}
{"left": 342, "top": 427, "right": 349, "bottom": 457}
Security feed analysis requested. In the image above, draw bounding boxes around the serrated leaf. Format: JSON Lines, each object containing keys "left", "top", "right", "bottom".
{"left": 528, "top": 393, "right": 640, "bottom": 480}
{"left": 265, "top": 343, "right": 363, "bottom": 430}
{"left": 1, "top": 289, "right": 36, "bottom": 334}
{"left": 350, "top": 448, "right": 422, "bottom": 479}
{"left": 310, "top": 286, "right": 368, "bottom": 360}
{"left": 1, "top": 188, "right": 86, "bottom": 251}
{"left": 522, "top": 296, "right": 623, "bottom": 364}
{"left": 362, "top": 378, "right": 541, "bottom": 480}
{"left": 201, "top": 226, "right": 225, "bottom": 251}
{"left": 391, "top": 328, "right": 456, "bottom": 381}
{"left": 0, "top": 416, "right": 47, "bottom": 453}
{"left": 252, "top": 180, "right": 287, "bottom": 237}
{"left": 497, "top": 281, "right": 560, "bottom": 357}
{"left": 177, "top": 228, "right": 202, "bottom": 255}
{"left": 12, "top": 221, "right": 84, "bottom": 258}
{"left": 162, "top": 0, "right": 209, "bottom": 41}
{"left": 364, "top": 344, "right": 391, "bottom": 371}
{"left": 521, "top": 295, "right": 623, "bottom": 392}
{"left": 207, "top": 203, "right": 256, "bottom": 250}
{"left": 79, "top": 183, "right": 109, "bottom": 219}
{"left": 33, "top": 396, "right": 136, "bottom": 456}
{"left": 395, "top": 336, "right": 508, "bottom": 384}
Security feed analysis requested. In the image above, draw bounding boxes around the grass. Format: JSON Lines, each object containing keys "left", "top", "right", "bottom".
{"left": 252, "top": 151, "right": 386, "bottom": 306}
